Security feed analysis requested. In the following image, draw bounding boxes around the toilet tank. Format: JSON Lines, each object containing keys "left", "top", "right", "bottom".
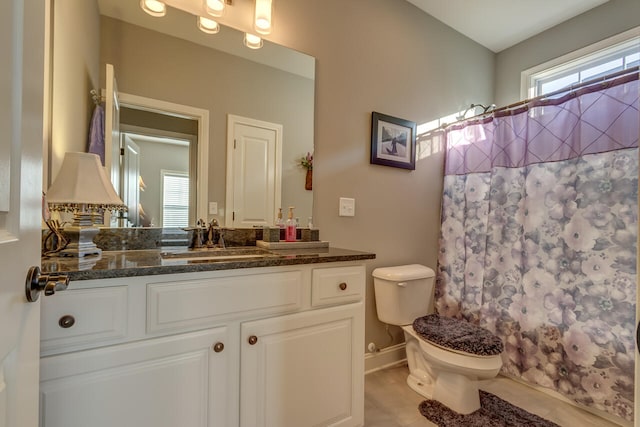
{"left": 372, "top": 264, "right": 436, "bottom": 326}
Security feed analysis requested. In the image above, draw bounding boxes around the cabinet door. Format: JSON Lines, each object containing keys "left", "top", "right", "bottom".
{"left": 40, "top": 328, "right": 230, "bottom": 427}
{"left": 241, "top": 303, "right": 364, "bottom": 427}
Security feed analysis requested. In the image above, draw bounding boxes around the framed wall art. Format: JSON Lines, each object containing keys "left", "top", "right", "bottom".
{"left": 370, "top": 111, "right": 416, "bottom": 170}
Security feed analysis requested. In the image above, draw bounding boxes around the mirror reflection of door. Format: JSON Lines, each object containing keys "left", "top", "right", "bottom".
{"left": 118, "top": 106, "right": 197, "bottom": 228}
{"left": 121, "top": 137, "right": 140, "bottom": 226}
{"left": 226, "top": 115, "right": 282, "bottom": 228}
{"left": 104, "top": 63, "right": 120, "bottom": 227}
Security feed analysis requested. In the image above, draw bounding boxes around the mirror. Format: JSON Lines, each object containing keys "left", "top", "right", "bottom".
{"left": 49, "top": 0, "right": 315, "bottom": 228}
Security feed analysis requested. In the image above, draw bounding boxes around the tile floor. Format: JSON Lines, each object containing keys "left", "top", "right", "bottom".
{"left": 364, "top": 364, "right": 626, "bottom": 427}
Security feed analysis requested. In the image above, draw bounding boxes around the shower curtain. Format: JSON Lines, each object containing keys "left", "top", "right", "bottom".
{"left": 436, "top": 72, "right": 639, "bottom": 421}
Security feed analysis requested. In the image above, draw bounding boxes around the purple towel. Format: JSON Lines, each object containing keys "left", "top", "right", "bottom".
{"left": 87, "top": 104, "right": 105, "bottom": 165}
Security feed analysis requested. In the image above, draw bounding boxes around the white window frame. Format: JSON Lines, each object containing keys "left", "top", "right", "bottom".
{"left": 160, "top": 169, "right": 190, "bottom": 228}
{"left": 521, "top": 26, "right": 640, "bottom": 100}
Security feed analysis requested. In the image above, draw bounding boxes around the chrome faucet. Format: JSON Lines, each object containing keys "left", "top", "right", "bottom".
{"left": 185, "top": 218, "right": 207, "bottom": 249}
{"left": 206, "top": 218, "right": 226, "bottom": 249}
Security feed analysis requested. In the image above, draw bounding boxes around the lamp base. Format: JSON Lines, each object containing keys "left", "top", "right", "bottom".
{"left": 58, "top": 224, "right": 102, "bottom": 257}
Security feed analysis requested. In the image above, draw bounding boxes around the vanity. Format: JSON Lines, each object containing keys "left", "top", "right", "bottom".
{"left": 38, "top": 246, "right": 374, "bottom": 427}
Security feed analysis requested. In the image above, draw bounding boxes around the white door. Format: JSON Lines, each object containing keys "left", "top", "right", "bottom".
{"left": 121, "top": 137, "right": 141, "bottom": 227}
{"left": 103, "top": 63, "right": 120, "bottom": 227}
{"left": 0, "top": 0, "right": 45, "bottom": 426}
{"left": 225, "top": 115, "right": 282, "bottom": 228}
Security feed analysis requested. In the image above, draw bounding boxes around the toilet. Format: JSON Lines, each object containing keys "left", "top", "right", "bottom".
{"left": 372, "top": 264, "right": 504, "bottom": 415}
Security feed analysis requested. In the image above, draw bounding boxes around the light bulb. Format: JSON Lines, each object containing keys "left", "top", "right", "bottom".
{"left": 140, "top": 0, "right": 166, "bottom": 17}
{"left": 254, "top": 0, "right": 272, "bottom": 35}
{"left": 205, "top": 0, "right": 225, "bottom": 17}
{"left": 243, "top": 33, "right": 263, "bottom": 50}
{"left": 197, "top": 16, "right": 220, "bottom": 34}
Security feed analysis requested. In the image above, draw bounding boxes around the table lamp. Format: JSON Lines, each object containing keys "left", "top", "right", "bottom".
{"left": 46, "top": 152, "right": 126, "bottom": 257}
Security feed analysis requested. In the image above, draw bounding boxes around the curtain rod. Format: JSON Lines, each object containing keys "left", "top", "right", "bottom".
{"left": 442, "top": 65, "right": 639, "bottom": 130}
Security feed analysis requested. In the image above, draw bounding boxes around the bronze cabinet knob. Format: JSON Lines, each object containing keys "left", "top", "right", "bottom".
{"left": 248, "top": 335, "right": 258, "bottom": 345}
{"left": 213, "top": 342, "right": 224, "bottom": 353}
{"left": 339, "top": 282, "right": 347, "bottom": 291}
{"left": 58, "top": 314, "right": 75, "bottom": 328}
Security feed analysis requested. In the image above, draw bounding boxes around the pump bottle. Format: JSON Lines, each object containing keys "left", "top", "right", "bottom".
{"left": 285, "top": 207, "right": 296, "bottom": 242}
{"left": 275, "top": 208, "right": 284, "bottom": 228}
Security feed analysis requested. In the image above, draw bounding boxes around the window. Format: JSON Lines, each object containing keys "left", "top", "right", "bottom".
{"left": 522, "top": 27, "right": 639, "bottom": 99}
{"left": 161, "top": 170, "right": 189, "bottom": 227}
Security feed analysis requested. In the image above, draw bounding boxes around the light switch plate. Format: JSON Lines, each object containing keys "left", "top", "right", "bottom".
{"left": 339, "top": 197, "right": 355, "bottom": 217}
{"left": 209, "top": 202, "right": 218, "bottom": 215}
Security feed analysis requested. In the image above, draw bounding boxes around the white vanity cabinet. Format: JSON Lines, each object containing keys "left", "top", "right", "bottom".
{"left": 39, "top": 262, "right": 366, "bottom": 427}
{"left": 39, "top": 327, "right": 230, "bottom": 427}
{"left": 240, "top": 304, "right": 362, "bottom": 427}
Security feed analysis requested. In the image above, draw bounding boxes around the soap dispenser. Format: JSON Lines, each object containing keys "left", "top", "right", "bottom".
{"left": 275, "top": 207, "right": 284, "bottom": 228}
{"left": 285, "top": 207, "right": 296, "bottom": 242}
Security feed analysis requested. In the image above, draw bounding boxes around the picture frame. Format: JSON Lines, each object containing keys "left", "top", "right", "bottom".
{"left": 370, "top": 111, "right": 416, "bottom": 170}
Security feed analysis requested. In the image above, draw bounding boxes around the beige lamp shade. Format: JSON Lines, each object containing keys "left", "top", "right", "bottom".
{"left": 47, "top": 152, "right": 124, "bottom": 211}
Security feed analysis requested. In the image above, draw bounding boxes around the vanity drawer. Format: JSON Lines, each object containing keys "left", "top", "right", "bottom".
{"left": 311, "top": 265, "right": 365, "bottom": 307}
{"left": 41, "top": 286, "right": 128, "bottom": 354}
{"left": 147, "top": 270, "right": 304, "bottom": 334}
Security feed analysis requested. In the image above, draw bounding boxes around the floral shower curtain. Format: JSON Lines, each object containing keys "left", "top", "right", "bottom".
{"left": 436, "top": 71, "right": 639, "bottom": 421}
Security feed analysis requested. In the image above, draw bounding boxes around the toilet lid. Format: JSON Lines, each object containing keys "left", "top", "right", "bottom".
{"left": 412, "top": 314, "right": 504, "bottom": 356}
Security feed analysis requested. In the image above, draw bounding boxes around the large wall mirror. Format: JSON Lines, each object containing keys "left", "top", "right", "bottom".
{"left": 48, "top": 0, "right": 315, "bottom": 229}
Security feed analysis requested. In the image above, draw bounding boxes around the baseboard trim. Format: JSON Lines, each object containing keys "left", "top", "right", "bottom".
{"left": 364, "top": 343, "right": 406, "bottom": 374}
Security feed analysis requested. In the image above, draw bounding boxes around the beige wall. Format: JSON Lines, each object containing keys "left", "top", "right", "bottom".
{"left": 494, "top": 0, "right": 640, "bottom": 106}
{"left": 136, "top": 139, "right": 190, "bottom": 227}
{"left": 49, "top": 0, "right": 101, "bottom": 184}
{"left": 262, "top": 0, "right": 495, "bottom": 350}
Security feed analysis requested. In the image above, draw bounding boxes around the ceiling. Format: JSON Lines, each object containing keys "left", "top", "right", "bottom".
{"left": 103, "top": 0, "right": 610, "bottom": 56}
{"left": 406, "top": 0, "right": 609, "bottom": 53}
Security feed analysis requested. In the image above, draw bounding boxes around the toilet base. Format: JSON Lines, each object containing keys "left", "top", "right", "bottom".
{"left": 433, "top": 372, "right": 480, "bottom": 414}
{"left": 406, "top": 368, "right": 434, "bottom": 399}
{"left": 402, "top": 325, "right": 501, "bottom": 415}
{"left": 405, "top": 367, "right": 481, "bottom": 414}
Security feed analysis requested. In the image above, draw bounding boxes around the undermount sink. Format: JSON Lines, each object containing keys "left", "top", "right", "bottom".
{"left": 160, "top": 247, "right": 275, "bottom": 262}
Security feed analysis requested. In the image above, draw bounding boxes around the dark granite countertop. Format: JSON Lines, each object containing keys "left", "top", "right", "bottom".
{"left": 40, "top": 246, "right": 376, "bottom": 281}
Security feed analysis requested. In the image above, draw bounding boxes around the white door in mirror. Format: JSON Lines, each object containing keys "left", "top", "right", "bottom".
{"left": 226, "top": 115, "right": 282, "bottom": 228}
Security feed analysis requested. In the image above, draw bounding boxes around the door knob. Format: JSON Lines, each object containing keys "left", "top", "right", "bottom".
{"left": 25, "top": 266, "right": 70, "bottom": 302}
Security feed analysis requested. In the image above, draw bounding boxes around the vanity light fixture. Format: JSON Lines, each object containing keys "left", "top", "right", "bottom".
{"left": 140, "top": 0, "right": 166, "bottom": 17}
{"left": 243, "top": 33, "right": 263, "bottom": 49}
{"left": 46, "top": 152, "right": 126, "bottom": 257}
{"left": 197, "top": 16, "right": 220, "bottom": 34}
{"left": 205, "top": 0, "right": 226, "bottom": 17}
{"left": 140, "top": 0, "right": 273, "bottom": 48}
{"left": 254, "top": 0, "right": 272, "bottom": 35}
